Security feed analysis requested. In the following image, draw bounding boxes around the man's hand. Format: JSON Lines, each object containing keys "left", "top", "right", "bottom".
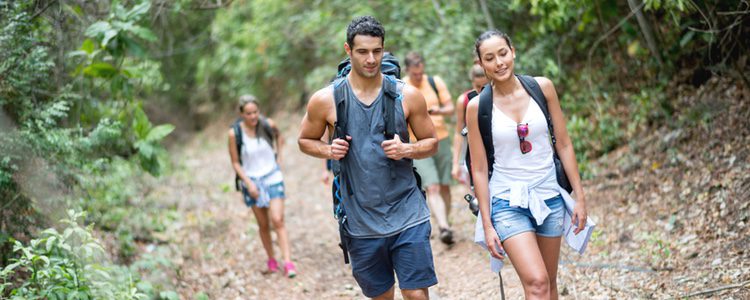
{"left": 330, "top": 136, "right": 351, "bottom": 160}
{"left": 428, "top": 105, "right": 440, "bottom": 115}
{"left": 381, "top": 134, "right": 408, "bottom": 160}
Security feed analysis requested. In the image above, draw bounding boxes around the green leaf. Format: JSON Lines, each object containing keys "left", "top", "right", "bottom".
{"left": 102, "top": 29, "right": 119, "bottom": 47}
{"left": 145, "top": 124, "right": 175, "bottom": 142}
{"left": 2, "top": 262, "right": 22, "bottom": 274}
{"left": 130, "top": 26, "right": 157, "bottom": 42}
{"left": 127, "top": 2, "right": 151, "bottom": 19}
{"left": 85, "top": 21, "right": 111, "bottom": 38}
{"left": 195, "top": 292, "right": 210, "bottom": 300}
{"left": 159, "top": 291, "right": 180, "bottom": 300}
{"left": 135, "top": 141, "right": 155, "bottom": 159}
{"left": 133, "top": 106, "right": 152, "bottom": 139}
{"left": 46, "top": 236, "right": 56, "bottom": 252}
{"left": 81, "top": 39, "right": 96, "bottom": 54}
{"left": 83, "top": 62, "right": 118, "bottom": 78}
{"left": 679, "top": 31, "right": 695, "bottom": 48}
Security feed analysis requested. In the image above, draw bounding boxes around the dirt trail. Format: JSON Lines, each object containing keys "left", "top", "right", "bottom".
{"left": 149, "top": 100, "right": 748, "bottom": 299}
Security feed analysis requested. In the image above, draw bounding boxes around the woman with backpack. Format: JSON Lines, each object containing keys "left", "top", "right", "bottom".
{"left": 451, "top": 63, "right": 489, "bottom": 186}
{"left": 466, "top": 30, "right": 588, "bottom": 299}
{"left": 228, "top": 95, "right": 296, "bottom": 278}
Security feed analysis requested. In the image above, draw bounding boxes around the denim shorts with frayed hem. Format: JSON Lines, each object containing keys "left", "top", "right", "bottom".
{"left": 241, "top": 181, "right": 285, "bottom": 207}
{"left": 345, "top": 221, "right": 438, "bottom": 298}
{"left": 490, "top": 194, "right": 565, "bottom": 242}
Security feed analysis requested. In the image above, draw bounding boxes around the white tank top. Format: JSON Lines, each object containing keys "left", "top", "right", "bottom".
{"left": 488, "top": 98, "right": 559, "bottom": 200}
{"left": 240, "top": 129, "right": 279, "bottom": 179}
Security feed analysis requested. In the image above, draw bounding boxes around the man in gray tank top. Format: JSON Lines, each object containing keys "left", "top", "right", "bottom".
{"left": 298, "top": 16, "right": 438, "bottom": 300}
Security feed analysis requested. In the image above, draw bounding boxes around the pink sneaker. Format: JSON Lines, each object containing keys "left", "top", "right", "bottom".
{"left": 266, "top": 258, "right": 279, "bottom": 273}
{"left": 284, "top": 261, "right": 297, "bottom": 278}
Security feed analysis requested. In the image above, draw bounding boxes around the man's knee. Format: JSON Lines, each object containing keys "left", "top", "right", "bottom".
{"left": 426, "top": 185, "right": 441, "bottom": 194}
{"left": 372, "top": 286, "right": 395, "bottom": 300}
{"left": 400, "top": 288, "right": 429, "bottom": 300}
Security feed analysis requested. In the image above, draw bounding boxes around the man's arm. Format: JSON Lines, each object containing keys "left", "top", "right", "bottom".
{"left": 299, "top": 86, "right": 350, "bottom": 160}
{"left": 400, "top": 84, "right": 438, "bottom": 159}
{"left": 430, "top": 75, "right": 454, "bottom": 116}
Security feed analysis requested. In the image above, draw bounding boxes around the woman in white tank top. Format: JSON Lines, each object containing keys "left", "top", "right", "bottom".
{"left": 466, "top": 31, "right": 589, "bottom": 299}
{"left": 228, "top": 95, "right": 296, "bottom": 278}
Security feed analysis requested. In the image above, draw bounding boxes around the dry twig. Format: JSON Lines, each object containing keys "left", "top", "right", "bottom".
{"left": 680, "top": 280, "right": 750, "bottom": 299}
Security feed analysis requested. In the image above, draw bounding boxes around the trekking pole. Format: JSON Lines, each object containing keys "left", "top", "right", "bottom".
{"left": 498, "top": 272, "right": 506, "bottom": 300}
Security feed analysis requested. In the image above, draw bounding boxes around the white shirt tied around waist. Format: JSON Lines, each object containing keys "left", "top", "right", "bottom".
{"left": 474, "top": 163, "right": 597, "bottom": 273}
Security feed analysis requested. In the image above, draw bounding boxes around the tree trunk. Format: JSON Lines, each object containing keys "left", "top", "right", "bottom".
{"left": 478, "top": 0, "right": 494, "bottom": 30}
{"left": 627, "top": 0, "right": 662, "bottom": 66}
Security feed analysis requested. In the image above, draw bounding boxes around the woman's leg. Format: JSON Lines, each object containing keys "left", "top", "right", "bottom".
{"left": 537, "top": 235, "right": 562, "bottom": 300}
{"left": 269, "top": 198, "right": 291, "bottom": 263}
{"left": 250, "top": 206, "right": 274, "bottom": 260}
{"left": 502, "top": 232, "right": 550, "bottom": 299}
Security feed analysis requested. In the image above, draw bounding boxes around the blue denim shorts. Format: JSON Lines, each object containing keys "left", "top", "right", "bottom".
{"left": 490, "top": 194, "right": 565, "bottom": 242}
{"left": 240, "top": 181, "right": 285, "bottom": 207}
{"left": 345, "top": 221, "right": 438, "bottom": 297}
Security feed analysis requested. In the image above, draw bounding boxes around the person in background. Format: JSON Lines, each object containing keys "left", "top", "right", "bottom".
{"left": 451, "top": 63, "right": 489, "bottom": 187}
{"left": 228, "top": 95, "right": 297, "bottom": 278}
{"left": 403, "top": 52, "right": 456, "bottom": 245}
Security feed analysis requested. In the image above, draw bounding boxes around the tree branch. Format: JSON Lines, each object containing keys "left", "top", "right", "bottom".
{"left": 586, "top": 1, "right": 645, "bottom": 105}
{"left": 682, "top": 280, "right": 750, "bottom": 298}
{"left": 30, "top": 0, "right": 58, "bottom": 20}
{"left": 627, "top": 0, "right": 662, "bottom": 66}
{"left": 478, "top": 0, "right": 494, "bottom": 30}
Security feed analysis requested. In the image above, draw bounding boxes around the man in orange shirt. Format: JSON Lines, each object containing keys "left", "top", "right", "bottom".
{"left": 404, "top": 52, "right": 456, "bottom": 244}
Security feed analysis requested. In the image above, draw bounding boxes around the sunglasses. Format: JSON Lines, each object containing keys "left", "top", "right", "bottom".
{"left": 517, "top": 123, "right": 532, "bottom": 154}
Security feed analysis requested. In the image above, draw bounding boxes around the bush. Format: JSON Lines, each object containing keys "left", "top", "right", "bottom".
{"left": 1, "top": 210, "right": 147, "bottom": 299}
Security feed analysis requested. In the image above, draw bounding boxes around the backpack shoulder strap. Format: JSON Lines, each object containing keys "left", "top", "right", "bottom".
{"left": 382, "top": 75, "right": 401, "bottom": 140}
{"left": 332, "top": 77, "right": 349, "bottom": 140}
{"left": 427, "top": 75, "right": 441, "bottom": 107}
{"left": 232, "top": 118, "right": 243, "bottom": 190}
{"left": 233, "top": 118, "right": 243, "bottom": 162}
{"left": 477, "top": 83, "right": 494, "bottom": 179}
{"left": 516, "top": 75, "right": 556, "bottom": 145}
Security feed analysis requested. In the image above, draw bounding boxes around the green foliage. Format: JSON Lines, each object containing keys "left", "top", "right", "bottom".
{"left": 1, "top": 0, "right": 178, "bottom": 295}
{"left": 1, "top": 210, "right": 147, "bottom": 299}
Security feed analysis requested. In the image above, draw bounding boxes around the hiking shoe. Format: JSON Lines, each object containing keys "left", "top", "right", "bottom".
{"left": 267, "top": 258, "right": 279, "bottom": 273}
{"left": 439, "top": 228, "right": 455, "bottom": 245}
{"left": 284, "top": 261, "right": 297, "bottom": 278}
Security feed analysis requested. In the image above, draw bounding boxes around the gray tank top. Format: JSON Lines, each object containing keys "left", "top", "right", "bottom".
{"left": 337, "top": 77, "right": 430, "bottom": 238}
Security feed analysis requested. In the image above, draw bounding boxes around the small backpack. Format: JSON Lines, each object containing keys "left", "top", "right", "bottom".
{"left": 232, "top": 117, "right": 276, "bottom": 191}
{"left": 464, "top": 75, "right": 572, "bottom": 194}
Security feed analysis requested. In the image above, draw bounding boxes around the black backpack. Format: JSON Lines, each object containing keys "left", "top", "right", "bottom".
{"left": 465, "top": 75, "right": 572, "bottom": 195}
{"left": 232, "top": 117, "right": 276, "bottom": 191}
{"left": 330, "top": 54, "right": 423, "bottom": 264}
